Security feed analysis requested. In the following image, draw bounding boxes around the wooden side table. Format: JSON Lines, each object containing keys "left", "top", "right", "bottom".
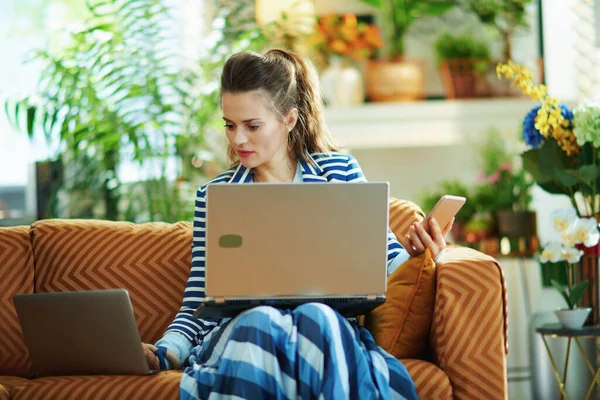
{"left": 536, "top": 324, "right": 600, "bottom": 400}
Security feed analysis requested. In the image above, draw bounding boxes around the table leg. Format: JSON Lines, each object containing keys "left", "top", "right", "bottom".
{"left": 541, "top": 334, "right": 570, "bottom": 400}
{"left": 562, "top": 337, "right": 572, "bottom": 399}
{"left": 574, "top": 338, "right": 600, "bottom": 387}
{"left": 584, "top": 366, "right": 600, "bottom": 400}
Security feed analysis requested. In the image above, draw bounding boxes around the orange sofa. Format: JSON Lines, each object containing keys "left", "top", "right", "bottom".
{"left": 0, "top": 199, "right": 508, "bottom": 399}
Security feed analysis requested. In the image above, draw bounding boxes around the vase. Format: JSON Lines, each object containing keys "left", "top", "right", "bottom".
{"left": 555, "top": 308, "right": 592, "bottom": 329}
{"left": 320, "top": 57, "right": 364, "bottom": 108}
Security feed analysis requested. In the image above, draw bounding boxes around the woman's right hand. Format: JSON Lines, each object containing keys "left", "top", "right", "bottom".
{"left": 142, "top": 343, "right": 160, "bottom": 370}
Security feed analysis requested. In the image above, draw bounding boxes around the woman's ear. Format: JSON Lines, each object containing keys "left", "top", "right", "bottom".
{"left": 286, "top": 108, "right": 298, "bottom": 132}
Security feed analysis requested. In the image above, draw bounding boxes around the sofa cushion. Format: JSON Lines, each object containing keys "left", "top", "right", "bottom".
{"left": 403, "top": 359, "right": 452, "bottom": 399}
{"left": 388, "top": 198, "right": 425, "bottom": 240}
{"left": 10, "top": 371, "right": 182, "bottom": 400}
{"left": 0, "top": 226, "right": 34, "bottom": 377}
{"left": 364, "top": 249, "right": 436, "bottom": 359}
{"left": 0, "top": 376, "right": 30, "bottom": 400}
{"left": 30, "top": 219, "right": 192, "bottom": 344}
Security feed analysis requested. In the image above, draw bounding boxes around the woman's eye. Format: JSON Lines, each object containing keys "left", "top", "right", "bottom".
{"left": 248, "top": 125, "right": 259, "bottom": 132}
{"left": 224, "top": 124, "right": 234, "bottom": 130}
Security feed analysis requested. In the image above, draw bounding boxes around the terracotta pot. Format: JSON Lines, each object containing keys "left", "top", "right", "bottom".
{"left": 495, "top": 210, "right": 537, "bottom": 238}
{"left": 365, "top": 58, "right": 425, "bottom": 102}
{"left": 439, "top": 59, "right": 490, "bottom": 99}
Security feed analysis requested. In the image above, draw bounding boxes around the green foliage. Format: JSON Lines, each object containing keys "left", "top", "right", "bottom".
{"left": 551, "top": 279, "right": 589, "bottom": 309}
{"left": 459, "top": 0, "right": 533, "bottom": 60}
{"left": 472, "top": 128, "right": 533, "bottom": 212}
{"left": 419, "top": 180, "right": 477, "bottom": 224}
{"left": 473, "top": 168, "right": 533, "bottom": 212}
{"left": 359, "top": 0, "right": 456, "bottom": 57}
{"left": 522, "top": 139, "right": 600, "bottom": 207}
{"left": 463, "top": 0, "right": 532, "bottom": 30}
{"left": 4, "top": 0, "right": 266, "bottom": 222}
{"left": 434, "top": 33, "right": 490, "bottom": 63}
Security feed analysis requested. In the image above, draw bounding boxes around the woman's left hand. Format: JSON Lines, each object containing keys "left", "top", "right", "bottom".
{"left": 401, "top": 217, "right": 454, "bottom": 259}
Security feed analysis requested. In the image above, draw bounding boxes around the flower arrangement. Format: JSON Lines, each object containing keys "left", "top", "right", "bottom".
{"left": 311, "top": 14, "right": 383, "bottom": 62}
{"left": 541, "top": 209, "right": 599, "bottom": 312}
{"left": 497, "top": 61, "right": 600, "bottom": 218}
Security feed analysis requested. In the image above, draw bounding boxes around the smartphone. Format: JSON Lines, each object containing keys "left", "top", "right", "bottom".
{"left": 421, "top": 195, "right": 466, "bottom": 232}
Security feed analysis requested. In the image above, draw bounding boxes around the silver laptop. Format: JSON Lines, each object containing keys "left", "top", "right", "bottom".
{"left": 193, "top": 182, "right": 390, "bottom": 319}
{"left": 13, "top": 289, "right": 159, "bottom": 377}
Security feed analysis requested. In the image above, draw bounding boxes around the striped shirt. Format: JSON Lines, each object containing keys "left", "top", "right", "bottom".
{"left": 156, "top": 152, "right": 410, "bottom": 364}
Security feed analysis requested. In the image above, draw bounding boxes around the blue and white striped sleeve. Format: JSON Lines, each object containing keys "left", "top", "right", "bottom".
{"left": 159, "top": 186, "right": 221, "bottom": 348}
{"left": 345, "top": 155, "right": 411, "bottom": 276}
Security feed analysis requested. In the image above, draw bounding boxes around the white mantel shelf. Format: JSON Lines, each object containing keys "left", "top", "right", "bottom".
{"left": 324, "top": 97, "right": 539, "bottom": 149}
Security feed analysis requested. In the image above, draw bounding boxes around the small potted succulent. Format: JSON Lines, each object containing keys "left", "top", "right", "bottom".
{"left": 541, "top": 209, "right": 600, "bottom": 328}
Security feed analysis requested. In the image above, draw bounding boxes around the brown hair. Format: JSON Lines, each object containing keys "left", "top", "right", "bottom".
{"left": 220, "top": 48, "right": 340, "bottom": 165}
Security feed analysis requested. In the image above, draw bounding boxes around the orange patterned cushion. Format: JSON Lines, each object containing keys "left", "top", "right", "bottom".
{"left": 0, "top": 376, "right": 30, "bottom": 400}
{"left": 30, "top": 219, "right": 192, "bottom": 344}
{"left": 364, "top": 249, "right": 436, "bottom": 359}
{"left": 11, "top": 371, "right": 181, "bottom": 400}
{"left": 402, "top": 359, "right": 451, "bottom": 399}
{"left": 388, "top": 198, "right": 425, "bottom": 241}
{"left": 0, "top": 226, "right": 34, "bottom": 377}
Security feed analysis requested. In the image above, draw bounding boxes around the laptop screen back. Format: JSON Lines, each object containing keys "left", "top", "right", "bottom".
{"left": 205, "top": 182, "right": 389, "bottom": 298}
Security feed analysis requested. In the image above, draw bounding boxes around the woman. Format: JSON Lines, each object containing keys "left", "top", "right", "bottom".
{"left": 142, "top": 48, "right": 452, "bottom": 399}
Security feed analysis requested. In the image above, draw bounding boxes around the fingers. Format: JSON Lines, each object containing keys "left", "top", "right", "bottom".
{"left": 429, "top": 218, "right": 446, "bottom": 250}
{"left": 142, "top": 343, "right": 160, "bottom": 370}
{"left": 441, "top": 217, "right": 455, "bottom": 237}
{"left": 401, "top": 234, "right": 417, "bottom": 257}
{"left": 409, "top": 224, "right": 426, "bottom": 254}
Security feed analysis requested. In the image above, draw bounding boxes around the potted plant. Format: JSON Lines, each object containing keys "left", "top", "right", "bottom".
{"left": 470, "top": 128, "right": 535, "bottom": 238}
{"left": 462, "top": 0, "right": 534, "bottom": 96}
{"left": 551, "top": 278, "right": 591, "bottom": 329}
{"left": 541, "top": 209, "right": 600, "bottom": 328}
{"left": 359, "top": 0, "right": 456, "bottom": 101}
{"left": 461, "top": 0, "right": 533, "bottom": 62}
{"left": 434, "top": 33, "right": 491, "bottom": 99}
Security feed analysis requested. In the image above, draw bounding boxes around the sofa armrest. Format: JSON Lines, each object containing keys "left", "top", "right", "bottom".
{"left": 430, "top": 246, "right": 508, "bottom": 399}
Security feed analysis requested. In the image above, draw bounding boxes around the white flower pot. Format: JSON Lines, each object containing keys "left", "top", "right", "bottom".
{"left": 320, "top": 57, "right": 364, "bottom": 107}
{"left": 554, "top": 308, "right": 592, "bottom": 329}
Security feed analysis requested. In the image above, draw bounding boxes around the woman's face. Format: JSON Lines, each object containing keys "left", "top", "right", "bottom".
{"left": 222, "top": 91, "right": 296, "bottom": 169}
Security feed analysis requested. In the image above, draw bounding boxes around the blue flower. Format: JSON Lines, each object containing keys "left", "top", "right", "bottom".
{"left": 522, "top": 105, "right": 544, "bottom": 148}
{"left": 559, "top": 104, "right": 574, "bottom": 127}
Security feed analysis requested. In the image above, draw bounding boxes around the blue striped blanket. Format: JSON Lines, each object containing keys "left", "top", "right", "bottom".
{"left": 180, "top": 303, "right": 418, "bottom": 399}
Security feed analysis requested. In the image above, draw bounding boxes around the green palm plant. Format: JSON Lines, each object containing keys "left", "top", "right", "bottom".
{"left": 5, "top": 0, "right": 265, "bottom": 222}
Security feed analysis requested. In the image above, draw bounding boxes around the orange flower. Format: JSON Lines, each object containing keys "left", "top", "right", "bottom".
{"left": 329, "top": 39, "right": 349, "bottom": 55}
{"left": 312, "top": 13, "right": 383, "bottom": 61}
{"left": 339, "top": 25, "right": 359, "bottom": 42}
{"left": 342, "top": 14, "right": 357, "bottom": 28}
{"left": 363, "top": 25, "right": 383, "bottom": 48}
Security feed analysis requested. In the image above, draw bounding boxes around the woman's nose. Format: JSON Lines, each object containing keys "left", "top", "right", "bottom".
{"left": 231, "top": 129, "right": 248, "bottom": 146}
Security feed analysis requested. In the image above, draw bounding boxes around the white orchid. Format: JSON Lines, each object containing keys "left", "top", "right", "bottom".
{"left": 569, "top": 217, "right": 600, "bottom": 247}
{"left": 563, "top": 246, "right": 585, "bottom": 263}
{"left": 550, "top": 208, "right": 577, "bottom": 233}
{"left": 561, "top": 231, "right": 577, "bottom": 247}
{"left": 540, "top": 242, "right": 565, "bottom": 263}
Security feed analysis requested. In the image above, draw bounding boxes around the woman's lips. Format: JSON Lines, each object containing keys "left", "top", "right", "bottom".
{"left": 238, "top": 150, "right": 254, "bottom": 158}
